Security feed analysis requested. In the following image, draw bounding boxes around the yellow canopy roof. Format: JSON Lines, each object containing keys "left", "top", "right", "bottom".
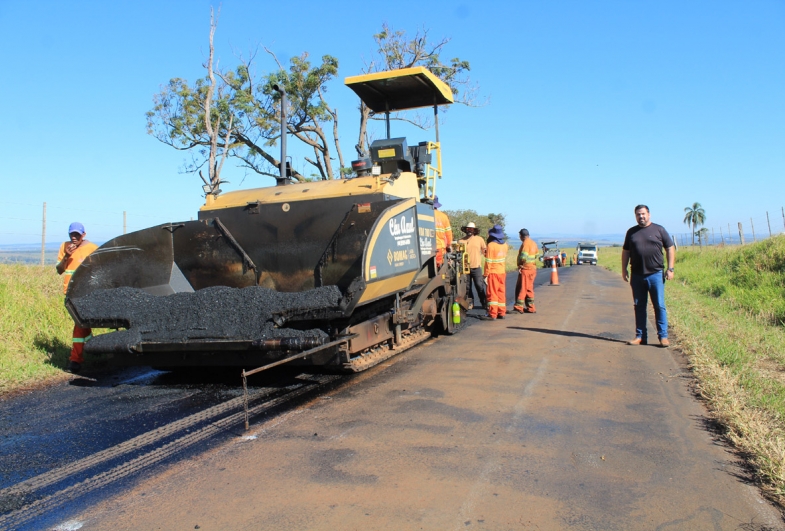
{"left": 344, "top": 67, "right": 454, "bottom": 113}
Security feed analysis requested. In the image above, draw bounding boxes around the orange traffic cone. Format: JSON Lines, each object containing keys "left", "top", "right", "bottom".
{"left": 549, "top": 256, "right": 560, "bottom": 286}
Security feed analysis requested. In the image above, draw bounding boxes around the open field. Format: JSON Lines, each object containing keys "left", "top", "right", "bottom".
{"left": 599, "top": 239, "right": 785, "bottom": 506}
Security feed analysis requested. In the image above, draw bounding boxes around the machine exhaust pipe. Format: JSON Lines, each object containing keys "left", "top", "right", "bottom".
{"left": 273, "top": 84, "right": 289, "bottom": 186}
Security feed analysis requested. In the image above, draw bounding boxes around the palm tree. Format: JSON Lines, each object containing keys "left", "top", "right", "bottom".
{"left": 683, "top": 202, "right": 706, "bottom": 246}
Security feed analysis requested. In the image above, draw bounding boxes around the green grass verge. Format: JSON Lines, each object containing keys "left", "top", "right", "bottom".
{"left": 0, "top": 264, "right": 74, "bottom": 394}
{"left": 600, "top": 240, "right": 785, "bottom": 506}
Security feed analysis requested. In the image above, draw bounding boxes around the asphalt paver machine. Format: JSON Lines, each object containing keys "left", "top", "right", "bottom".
{"left": 66, "top": 67, "right": 469, "bottom": 373}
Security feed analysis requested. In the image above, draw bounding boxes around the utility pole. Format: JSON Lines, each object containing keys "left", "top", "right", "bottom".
{"left": 40, "top": 202, "right": 46, "bottom": 266}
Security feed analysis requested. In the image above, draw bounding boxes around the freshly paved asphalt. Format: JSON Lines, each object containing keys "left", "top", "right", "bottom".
{"left": 55, "top": 265, "right": 782, "bottom": 530}
{"left": 2, "top": 265, "right": 782, "bottom": 530}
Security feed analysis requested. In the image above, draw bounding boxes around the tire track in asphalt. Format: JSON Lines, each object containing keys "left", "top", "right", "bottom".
{"left": 0, "top": 374, "right": 341, "bottom": 531}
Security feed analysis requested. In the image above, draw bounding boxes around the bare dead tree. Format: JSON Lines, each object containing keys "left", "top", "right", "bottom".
{"left": 201, "top": 7, "right": 234, "bottom": 193}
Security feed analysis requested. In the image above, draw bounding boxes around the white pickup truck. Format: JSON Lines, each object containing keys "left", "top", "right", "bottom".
{"left": 576, "top": 242, "right": 598, "bottom": 265}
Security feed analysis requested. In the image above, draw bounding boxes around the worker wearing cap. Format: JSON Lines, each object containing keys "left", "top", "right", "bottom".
{"left": 458, "top": 222, "right": 487, "bottom": 310}
{"left": 483, "top": 225, "right": 508, "bottom": 320}
{"left": 433, "top": 197, "right": 453, "bottom": 269}
{"left": 513, "top": 228, "right": 539, "bottom": 314}
{"left": 56, "top": 222, "right": 98, "bottom": 374}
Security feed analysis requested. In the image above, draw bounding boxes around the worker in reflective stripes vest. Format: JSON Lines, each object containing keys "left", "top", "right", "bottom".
{"left": 433, "top": 196, "right": 453, "bottom": 269}
{"left": 483, "top": 225, "right": 508, "bottom": 320}
{"left": 56, "top": 222, "right": 98, "bottom": 374}
{"left": 513, "top": 228, "right": 539, "bottom": 314}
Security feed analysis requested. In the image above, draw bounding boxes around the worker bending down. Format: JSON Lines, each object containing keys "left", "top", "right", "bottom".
{"left": 56, "top": 222, "right": 98, "bottom": 374}
{"left": 433, "top": 196, "right": 452, "bottom": 269}
{"left": 483, "top": 225, "right": 508, "bottom": 320}
{"left": 513, "top": 228, "right": 539, "bottom": 313}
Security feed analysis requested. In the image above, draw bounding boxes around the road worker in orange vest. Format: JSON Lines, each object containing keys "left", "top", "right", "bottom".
{"left": 482, "top": 225, "right": 508, "bottom": 320}
{"left": 433, "top": 196, "right": 452, "bottom": 269}
{"left": 513, "top": 228, "right": 539, "bottom": 314}
{"left": 56, "top": 222, "right": 98, "bottom": 374}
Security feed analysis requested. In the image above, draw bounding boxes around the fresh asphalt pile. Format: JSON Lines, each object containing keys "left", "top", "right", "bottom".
{"left": 72, "top": 286, "right": 343, "bottom": 353}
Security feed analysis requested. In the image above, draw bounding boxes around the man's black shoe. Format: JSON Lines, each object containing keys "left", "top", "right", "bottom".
{"left": 67, "top": 361, "right": 82, "bottom": 374}
{"left": 497, "top": 315, "right": 505, "bottom": 320}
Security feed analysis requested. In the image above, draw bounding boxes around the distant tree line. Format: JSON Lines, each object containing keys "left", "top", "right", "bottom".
{"left": 444, "top": 210, "right": 506, "bottom": 240}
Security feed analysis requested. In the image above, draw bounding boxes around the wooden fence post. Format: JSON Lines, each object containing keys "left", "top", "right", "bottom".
{"left": 738, "top": 222, "right": 745, "bottom": 245}
{"left": 767, "top": 212, "right": 772, "bottom": 238}
{"left": 40, "top": 202, "right": 47, "bottom": 266}
{"left": 720, "top": 226, "right": 725, "bottom": 244}
{"left": 750, "top": 218, "right": 756, "bottom": 241}
{"left": 123, "top": 211, "right": 127, "bottom": 235}
{"left": 712, "top": 227, "right": 715, "bottom": 245}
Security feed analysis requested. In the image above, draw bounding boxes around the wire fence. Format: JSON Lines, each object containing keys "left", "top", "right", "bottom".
{"left": 0, "top": 201, "right": 193, "bottom": 265}
{"left": 673, "top": 207, "right": 785, "bottom": 248}
{"left": 3, "top": 201, "right": 784, "bottom": 265}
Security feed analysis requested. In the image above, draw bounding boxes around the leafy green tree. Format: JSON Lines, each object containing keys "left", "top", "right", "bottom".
{"left": 683, "top": 202, "right": 706, "bottom": 246}
{"left": 146, "top": 15, "right": 344, "bottom": 188}
{"left": 262, "top": 52, "right": 344, "bottom": 180}
{"left": 355, "top": 23, "right": 482, "bottom": 157}
{"left": 444, "top": 210, "right": 505, "bottom": 240}
{"left": 146, "top": 15, "right": 480, "bottom": 191}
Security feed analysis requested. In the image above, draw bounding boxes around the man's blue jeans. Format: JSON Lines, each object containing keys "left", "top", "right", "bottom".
{"left": 630, "top": 272, "right": 668, "bottom": 342}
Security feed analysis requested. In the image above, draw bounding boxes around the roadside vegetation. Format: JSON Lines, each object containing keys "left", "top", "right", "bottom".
{"left": 600, "top": 238, "right": 785, "bottom": 507}
{"left": 0, "top": 264, "right": 76, "bottom": 394}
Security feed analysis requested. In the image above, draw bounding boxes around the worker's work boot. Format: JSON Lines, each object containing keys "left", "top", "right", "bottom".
{"left": 627, "top": 338, "right": 646, "bottom": 346}
{"left": 524, "top": 306, "right": 536, "bottom": 314}
{"left": 67, "top": 361, "right": 82, "bottom": 374}
{"left": 659, "top": 338, "right": 670, "bottom": 348}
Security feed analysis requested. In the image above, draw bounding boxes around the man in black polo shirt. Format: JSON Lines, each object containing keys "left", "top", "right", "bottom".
{"left": 622, "top": 205, "right": 676, "bottom": 347}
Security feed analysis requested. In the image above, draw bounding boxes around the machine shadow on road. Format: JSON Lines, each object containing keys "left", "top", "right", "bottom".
{"left": 506, "top": 326, "right": 628, "bottom": 344}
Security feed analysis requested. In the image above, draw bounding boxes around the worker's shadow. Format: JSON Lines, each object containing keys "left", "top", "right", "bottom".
{"left": 507, "top": 327, "right": 627, "bottom": 344}
{"left": 34, "top": 334, "right": 71, "bottom": 369}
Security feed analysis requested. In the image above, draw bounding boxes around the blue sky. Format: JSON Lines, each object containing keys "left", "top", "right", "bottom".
{"left": 1, "top": 0, "right": 783, "bottom": 246}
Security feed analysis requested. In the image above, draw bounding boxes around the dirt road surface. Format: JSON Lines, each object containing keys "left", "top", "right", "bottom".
{"left": 51, "top": 267, "right": 785, "bottom": 530}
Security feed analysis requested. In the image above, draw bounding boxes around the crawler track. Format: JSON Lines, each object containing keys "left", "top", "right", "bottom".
{"left": 343, "top": 325, "right": 432, "bottom": 372}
